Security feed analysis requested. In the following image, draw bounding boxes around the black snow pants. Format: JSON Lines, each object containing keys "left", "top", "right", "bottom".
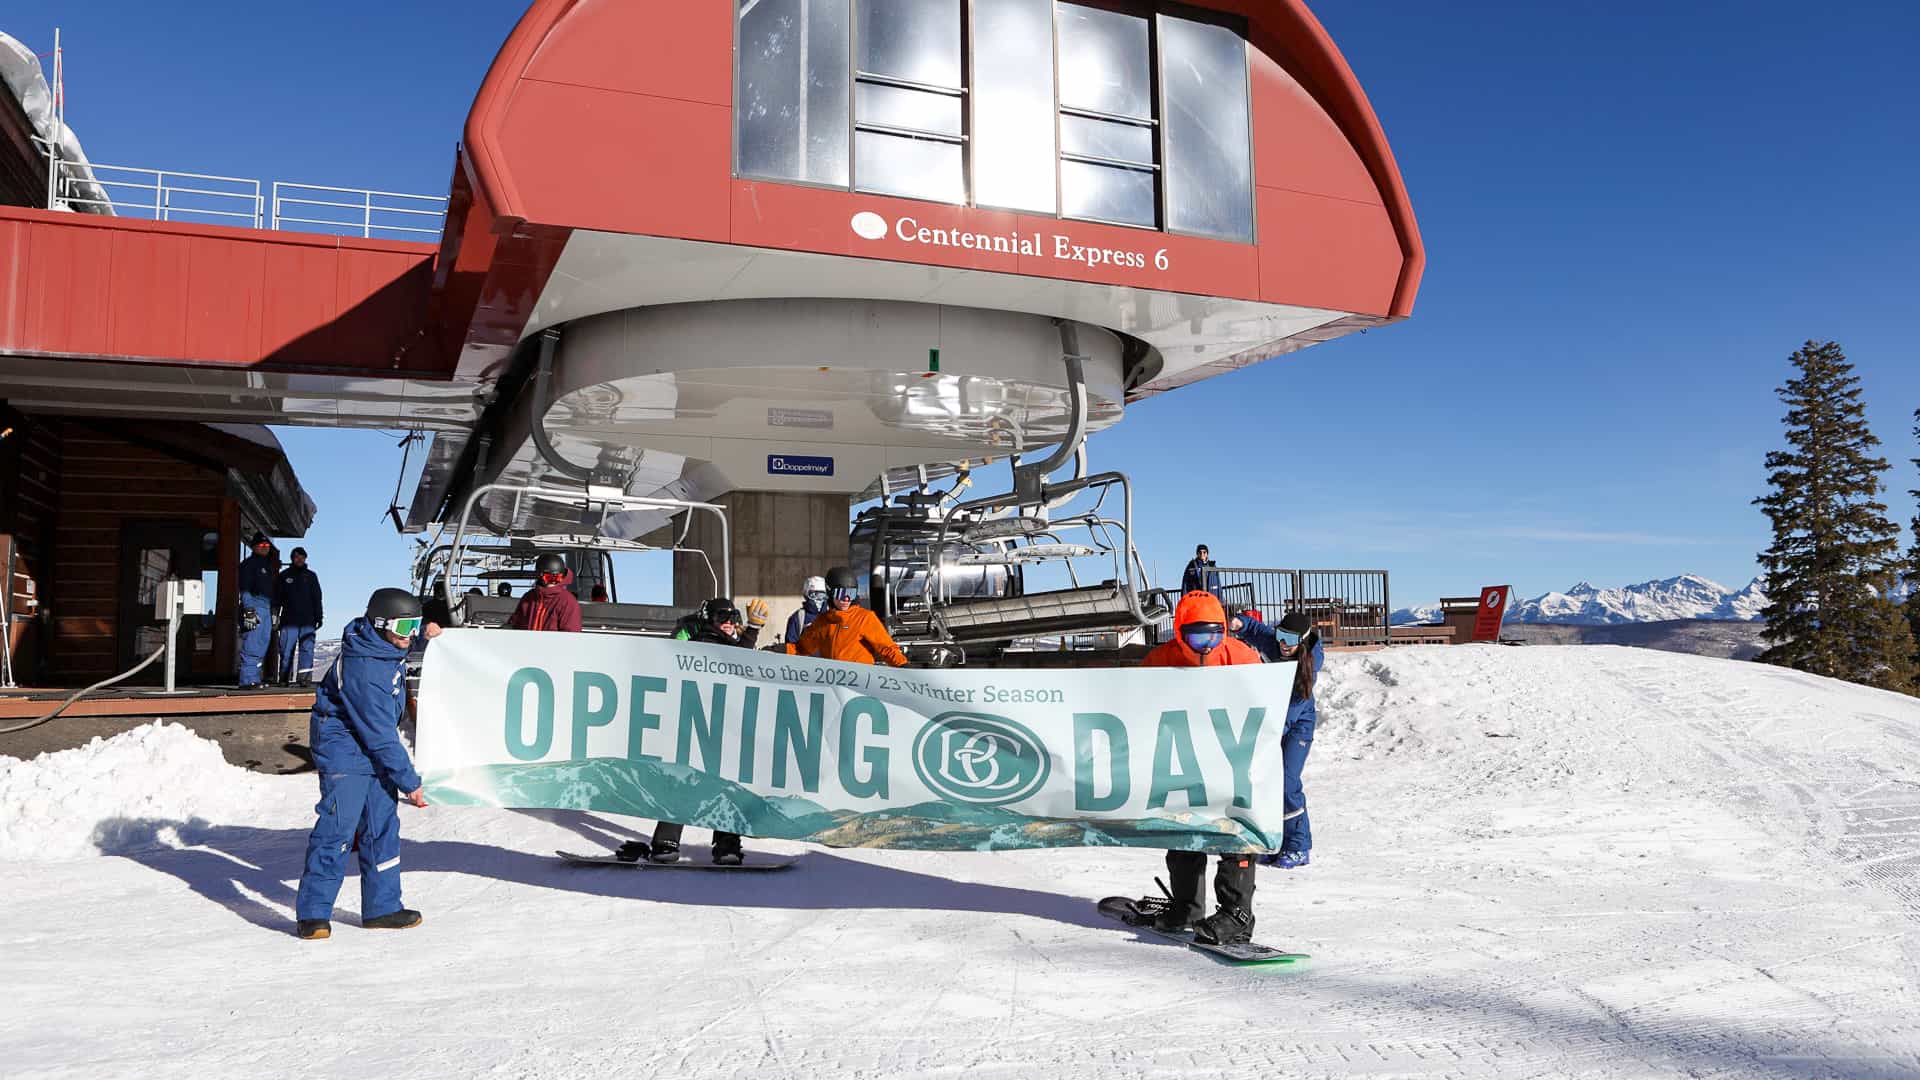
{"left": 1164, "top": 850, "right": 1256, "bottom": 921}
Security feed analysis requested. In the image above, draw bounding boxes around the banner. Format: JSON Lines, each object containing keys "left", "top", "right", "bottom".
{"left": 416, "top": 630, "right": 1295, "bottom": 853}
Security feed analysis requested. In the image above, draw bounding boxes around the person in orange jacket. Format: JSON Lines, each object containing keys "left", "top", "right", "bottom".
{"left": 787, "top": 566, "right": 910, "bottom": 667}
{"left": 1132, "top": 590, "right": 1267, "bottom": 945}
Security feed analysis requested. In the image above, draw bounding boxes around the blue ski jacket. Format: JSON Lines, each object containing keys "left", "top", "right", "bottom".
{"left": 1233, "top": 616, "right": 1323, "bottom": 728}
{"left": 1181, "top": 557, "right": 1218, "bottom": 595}
{"left": 309, "top": 616, "right": 421, "bottom": 793}
{"left": 784, "top": 596, "right": 826, "bottom": 644}
{"left": 276, "top": 565, "right": 324, "bottom": 627}
{"left": 238, "top": 552, "right": 277, "bottom": 601}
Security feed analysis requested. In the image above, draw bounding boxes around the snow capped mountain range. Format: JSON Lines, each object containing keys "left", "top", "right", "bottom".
{"left": 1395, "top": 574, "right": 1771, "bottom": 626}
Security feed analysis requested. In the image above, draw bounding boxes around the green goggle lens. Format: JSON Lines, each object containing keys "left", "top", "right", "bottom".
{"left": 382, "top": 616, "right": 423, "bottom": 637}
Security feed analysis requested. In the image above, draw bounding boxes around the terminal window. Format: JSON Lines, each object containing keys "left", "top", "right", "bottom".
{"left": 734, "top": 0, "right": 1254, "bottom": 244}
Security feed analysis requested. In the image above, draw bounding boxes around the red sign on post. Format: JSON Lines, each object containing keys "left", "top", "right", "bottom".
{"left": 1472, "top": 586, "right": 1510, "bottom": 642}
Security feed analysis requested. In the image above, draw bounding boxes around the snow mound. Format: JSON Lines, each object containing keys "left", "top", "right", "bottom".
{"left": 0, "top": 723, "right": 273, "bottom": 862}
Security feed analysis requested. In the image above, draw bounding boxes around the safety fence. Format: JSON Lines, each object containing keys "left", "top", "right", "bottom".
{"left": 52, "top": 163, "right": 447, "bottom": 241}
{"left": 1148, "top": 567, "right": 1391, "bottom": 647}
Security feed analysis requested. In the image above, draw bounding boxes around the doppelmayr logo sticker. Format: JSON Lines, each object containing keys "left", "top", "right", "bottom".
{"left": 847, "top": 210, "right": 1169, "bottom": 271}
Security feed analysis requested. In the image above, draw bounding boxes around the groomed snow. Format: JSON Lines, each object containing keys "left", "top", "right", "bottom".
{"left": 3, "top": 646, "right": 1918, "bottom": 1078}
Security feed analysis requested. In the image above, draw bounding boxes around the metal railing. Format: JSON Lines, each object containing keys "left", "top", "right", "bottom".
{"left": 55, "top": 162, "right": 264, "bottom": 227}
{"left": 1151, "top": 567, "right": 1392, "bottom": 647}
{"left": 271, "top": 182, "right": 447, "bottom": 240}
{"left": 48, "top": 162, "right": 448, "bottom": 240}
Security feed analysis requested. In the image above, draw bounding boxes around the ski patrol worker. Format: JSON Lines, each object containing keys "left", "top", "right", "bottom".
{"left": 294, "top": 588, "right": 439, "bottom": 940}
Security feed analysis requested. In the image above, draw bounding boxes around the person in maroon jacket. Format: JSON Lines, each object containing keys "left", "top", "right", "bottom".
{"left": 507, "top": 554, "right": 583, "bottom": 632}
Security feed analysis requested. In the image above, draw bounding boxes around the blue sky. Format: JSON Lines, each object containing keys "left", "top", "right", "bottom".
{"left": 9, "top": 1, "right": 1917, "bottom": 618}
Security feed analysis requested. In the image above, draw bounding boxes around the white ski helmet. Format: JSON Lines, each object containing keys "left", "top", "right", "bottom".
{"left": 803, "top": 575, "right": 827, "bottom": 595}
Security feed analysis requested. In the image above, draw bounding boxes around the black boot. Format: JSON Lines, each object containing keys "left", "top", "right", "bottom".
{"left": 614, "top": 839, "right": 651, "bottom": 863}
{"left": 1193, "top": 855, "right": 1257, "bottom": 945}
{"left": 1155, "top": 851, "right": 1207, "bottom": 932}
{"left": 711, "top": 832, "right": 744, "bottom": 866}
{"left": 362, "top": 909, "right": 422, "bottom": 931}
{"left": 649, "top": 823, "right": 684, "bottom": 863}
{"left": 296, "top": 919, "right": 331, "bottom": 940}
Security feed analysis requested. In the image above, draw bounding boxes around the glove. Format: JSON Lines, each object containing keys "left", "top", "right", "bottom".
{"left": 744, "top": 598, "right": 771, "bottom": 628}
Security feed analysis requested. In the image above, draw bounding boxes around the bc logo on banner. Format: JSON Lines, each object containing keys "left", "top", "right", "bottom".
{"left": 912, "top": 712, "right": 1052, "bottom": 807}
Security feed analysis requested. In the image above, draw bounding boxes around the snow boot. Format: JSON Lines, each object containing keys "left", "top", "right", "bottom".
{"left": 296, "top": 919, "right": 331, "bottom": 940}
{"left": 712, "top": 833, "right": 744, "bottom": 865}
{"left": 648, "top": 839, "right": 682, "bottom": 864}
{"left": 1192, "top": 906, "right": 1255, "bottom": 946}
{"left": 362, "top": 909, "right": 423, "bottom": 931}
{"left": 1274, "top": 850, "right": 1309, "bottom": 869}
{"left": 1194, "top": 855, "right": 1257, "bottom": 945}
{"left": 1155, "top": 852, "right": 1207, "bottom": 933}
{"left": 613, "top": 839, "right": 651, "bottom": 863}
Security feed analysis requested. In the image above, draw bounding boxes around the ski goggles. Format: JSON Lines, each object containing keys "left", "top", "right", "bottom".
{"left": 805, "top": 590, "right": 828, "bottom": 606}
{"left": 374, "top": 615, "right": 424, "bottom": 638}
{"left": 1181, "top": 625, "right": 1225, "bottom": 653}
{"left": 830, "top": 587, "right": 859, "bottom": 605}
{"left": 1275, "top": 627, "right": 1304, "bottom": 647}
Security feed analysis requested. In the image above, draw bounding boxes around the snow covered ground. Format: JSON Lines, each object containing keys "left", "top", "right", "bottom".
{"left": 3, "top": 646, "right": 1918, "bottom": 1078}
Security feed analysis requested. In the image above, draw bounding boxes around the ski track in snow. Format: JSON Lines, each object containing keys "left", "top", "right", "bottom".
{"left": 3, "top": 646, "right": 1919, "bottom": 1078}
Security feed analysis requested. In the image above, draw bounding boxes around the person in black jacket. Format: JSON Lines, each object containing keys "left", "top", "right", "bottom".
{"left": 1181, "top": 544, "right": 1220, "bottom": 597}
{"left": 275, "top": 546, "right": 325, "bottom": 687}
{"left": 620, "top": 597, "right": 769, "bottom": 865}
{"left": 236, "top": 533, "right": 278, "bottom": 689}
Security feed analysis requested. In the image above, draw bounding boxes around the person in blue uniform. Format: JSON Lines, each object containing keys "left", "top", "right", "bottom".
{"left": 236, "top": 533, "right": 278, "bottom": 689}
{"left": 293, "top": 588, "right": 439, "bottom": 940}
{"left": 1230, "top": 610, "right": 1322, "bottom": 868}
{"left": 274, "top": 546, "right": 324, "bottom": 687}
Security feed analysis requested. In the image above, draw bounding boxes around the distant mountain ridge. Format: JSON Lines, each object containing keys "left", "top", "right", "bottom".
{"left": 1393, "top": 574, "right": 1770, "bottom": 627}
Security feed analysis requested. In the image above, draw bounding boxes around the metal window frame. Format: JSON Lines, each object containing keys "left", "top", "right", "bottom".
{"left": 1154, "top": 2, "right": 1257, "bottom": 244}
{"left": 967, "top": 0, "right": 1060, "bottom": 216}
{"left": 727, "top": 0, "right": 1257, "bottom": 244}
{"left": 850, "top": 0, "right": 971, "bottom": 203}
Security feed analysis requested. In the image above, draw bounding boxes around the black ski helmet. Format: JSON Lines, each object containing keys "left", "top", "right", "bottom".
{"left": 366, "top": 588, "right": 423, "bottom": 635}
{"left": 706, "top": 598, "right": 742, "bottom": 626}
{"left": 535, "top": 553, "right": 567, "bottom": 577}
{"left": 1278, "top": 611, "right": 1313, "bottom": 637}
{"left": 825, "top": 566, "right": 859, "bottom": 591}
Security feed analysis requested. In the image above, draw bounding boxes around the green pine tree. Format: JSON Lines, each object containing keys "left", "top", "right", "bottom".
{"left": 1752, "top": 341, "right": 1918, "bottom": 694}
{"left": 1908, "top": 407, "right": 1920, "bottom": 655}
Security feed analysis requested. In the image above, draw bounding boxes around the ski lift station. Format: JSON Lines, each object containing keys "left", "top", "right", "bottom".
{"left": 0, "top": 0, "right": 1421, "bottom": 702}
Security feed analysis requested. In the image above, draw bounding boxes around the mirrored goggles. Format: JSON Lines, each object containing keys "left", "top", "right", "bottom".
{"left": 805, "top": 590, "right": 828, "bottom": 605}
{"left": 830, "top": 587, "right": 858, "bottom": 604}
{"left": 375, "top": 615, "right": 423, "bottom": 638}
{"left": 1275, "top": 628, "right": 1303, "bottom": 647}
{"left": 1181, "top": 627, "right": 1225, "bottom": 653}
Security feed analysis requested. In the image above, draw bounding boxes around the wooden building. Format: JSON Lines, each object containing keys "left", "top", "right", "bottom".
{"left": 0, "top": 403, "right": 312, "bottom": 686}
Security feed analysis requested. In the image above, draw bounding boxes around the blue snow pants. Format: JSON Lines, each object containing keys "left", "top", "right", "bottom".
{"left": 237, "top": 593, "right": 272, "bottom": 686}
{"left": 1281, "top": 714, "right": 1314, "bottom": 853}
{"left": 277, "top": 624, "right": 317, "bottom": 682}
{"left": 295, "top": 773, "right": 404, "bottom": 922}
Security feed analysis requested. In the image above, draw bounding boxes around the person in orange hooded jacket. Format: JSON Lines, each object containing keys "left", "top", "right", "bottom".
{"left": 1135, "top": 589, "right": 1267, "bottom": 945}
{"left": 787, "top": 566, "right": 910, "bottom": 667}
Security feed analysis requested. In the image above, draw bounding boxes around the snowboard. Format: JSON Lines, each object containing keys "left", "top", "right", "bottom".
{"left": 1095, "top": 897, "right": 1308, "bottom": 965}
{"left": 557, "top": 849, "right": 800, "bottom": 871}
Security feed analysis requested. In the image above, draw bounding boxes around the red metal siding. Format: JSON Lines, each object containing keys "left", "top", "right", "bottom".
{"left": 0, "top": 207, "right": 437, "bottom": 375}
{"left": 461, "top": 0, "right": 1421, "bottom": 322}
{"left": 522, "top": 0, "right": 734, "bottom": 106}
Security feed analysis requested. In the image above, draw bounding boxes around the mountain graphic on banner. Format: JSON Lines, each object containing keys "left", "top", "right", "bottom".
{"left": 424, "top": 757, "right": 1276, "bottom": 852}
